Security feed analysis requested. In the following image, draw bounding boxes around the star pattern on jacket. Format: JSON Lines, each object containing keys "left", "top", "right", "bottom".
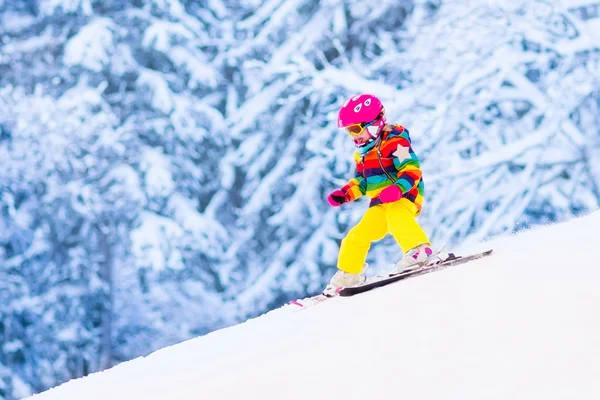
{"left": 392, "top": 143, "right": 411, "bottom": 161}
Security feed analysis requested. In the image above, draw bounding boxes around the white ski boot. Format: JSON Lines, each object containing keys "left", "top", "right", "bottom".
{"left": 394, "top": 244, "right": 434, "bottom": 273}
{"left": 323, "top": 265, "right": 368, "bottom": 296}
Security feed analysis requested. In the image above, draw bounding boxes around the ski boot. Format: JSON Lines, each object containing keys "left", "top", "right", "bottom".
{"left": 323, "top": 265, "right": 368, "bottom": 296}
{"left": 394, "top": 244, "right": 434, "bottom": 274}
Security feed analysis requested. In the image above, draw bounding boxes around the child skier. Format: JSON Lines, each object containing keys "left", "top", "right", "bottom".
{"left": 324, "top": 93, "right": 433, "bottom": 296}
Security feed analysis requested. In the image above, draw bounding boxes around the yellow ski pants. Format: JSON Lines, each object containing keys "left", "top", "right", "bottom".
{"left": 338, "top": 198, "right": 430, "bottom": 274}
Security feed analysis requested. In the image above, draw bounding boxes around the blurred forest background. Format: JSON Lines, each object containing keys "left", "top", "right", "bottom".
{"left": 1, "top": 0, "right": 599, "bottom": 398}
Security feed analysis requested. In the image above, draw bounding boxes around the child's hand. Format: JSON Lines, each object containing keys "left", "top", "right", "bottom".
{"left": 327, "top": 189, "right": 347, "bottom": 207}
{"left": 379, "top": 185, "right": 402, "bottom": 203}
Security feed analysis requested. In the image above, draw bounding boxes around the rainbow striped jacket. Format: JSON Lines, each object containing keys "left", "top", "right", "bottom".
{"left": 341, "top": 124, "right": 424, "bottom": 215}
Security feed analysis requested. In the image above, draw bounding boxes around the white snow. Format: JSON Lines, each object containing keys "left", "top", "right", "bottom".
{"left": 130, "top": 212, "right": 185, "bottom": 271}
{"left": 0, "top": 12, "right": 35, "bottom": 33}
{"left": 38, "top": 0, "right": 93, "bottom": 16}
{"left": 137, "top": 69, "right": 175, "bottom": 114}
{"left": 139, "top": 147, "right": 175, "bottom": 200}
{"left": 63, "top": 18, "right": 115, "bottom": 72}
{"left": 26, "top": 210, "right": 600, "bottom": 399}
{"left": 169, "top": 46, "right": 219, "bottom": 88}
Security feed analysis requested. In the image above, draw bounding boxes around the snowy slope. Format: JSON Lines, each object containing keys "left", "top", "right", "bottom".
{"left": 27, "top": 212, "right": 600, "bottom": 400}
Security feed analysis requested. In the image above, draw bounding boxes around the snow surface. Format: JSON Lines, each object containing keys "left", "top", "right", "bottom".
{"left": 26, "top": 211, "right": 600, "bottom": 399}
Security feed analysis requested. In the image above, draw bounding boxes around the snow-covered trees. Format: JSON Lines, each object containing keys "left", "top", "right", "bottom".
{"left": 0, "top": 87, "right": 135, "bottom": 397}
{"left": 409, "top": 1, "right": 600, "bottom": 242}
{"left": 1, "top": 2, "right": 230, "bottom": 397}
{"left": 1, "top": 0, "right": 599, "bottom": 398}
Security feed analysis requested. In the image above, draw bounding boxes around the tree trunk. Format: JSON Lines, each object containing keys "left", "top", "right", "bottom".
{"left": 97, "top": 224, "right": 114, "bottom": 371}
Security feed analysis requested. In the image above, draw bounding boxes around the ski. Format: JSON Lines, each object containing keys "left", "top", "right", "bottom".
{"left": 338, "top": 249, "right": 493, "bottom": 296}
{"left": 289, "top": 294, "right": 331, "bottom": 309}
{"left": 288, "top": 249, "right": 493, "bottom": 309}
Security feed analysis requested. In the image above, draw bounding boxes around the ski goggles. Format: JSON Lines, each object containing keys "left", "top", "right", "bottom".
{"left": 344, "top": 117, "right": 380, "bottom": 137}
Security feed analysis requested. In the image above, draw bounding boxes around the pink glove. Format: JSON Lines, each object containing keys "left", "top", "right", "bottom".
{"left": 327, "top": 189, "right": 347, "bottom": 207}
{"left": 379, "top": 185, "right": 402, "bottom": 203}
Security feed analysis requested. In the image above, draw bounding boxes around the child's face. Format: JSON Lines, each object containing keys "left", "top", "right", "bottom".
{"left": 352, "top": 130, "right": 372, "bottom": 147}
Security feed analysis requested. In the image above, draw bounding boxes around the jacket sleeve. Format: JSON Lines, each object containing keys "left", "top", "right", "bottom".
{"left": 387, "top": 127, "right": 423, "bottom": 195}
{"left": 340, "top": 152, "right": 367, "bottom": 201}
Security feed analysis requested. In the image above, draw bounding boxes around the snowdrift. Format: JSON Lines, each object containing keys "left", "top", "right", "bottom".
{"left": 29, "top": 211, "right": 600, "bottom": 400}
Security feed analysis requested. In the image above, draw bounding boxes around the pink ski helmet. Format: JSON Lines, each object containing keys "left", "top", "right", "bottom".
{"left": 337, "top": 94, "right": 386, "bottom": 139}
